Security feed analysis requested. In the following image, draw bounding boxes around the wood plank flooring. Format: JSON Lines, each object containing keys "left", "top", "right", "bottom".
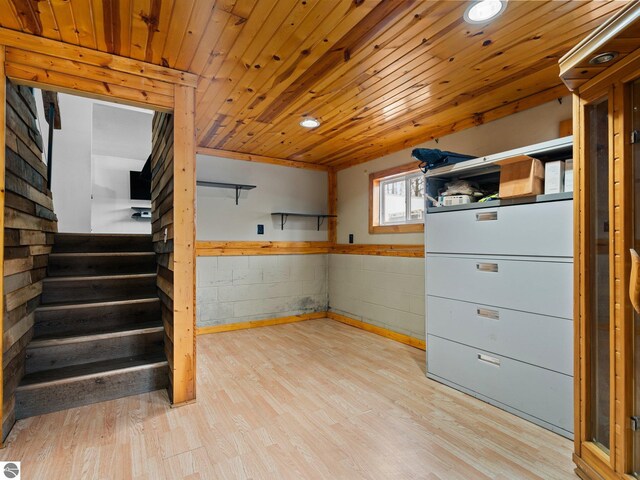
{"left": 0, "top": 319, "right": 576, "bottom": 479}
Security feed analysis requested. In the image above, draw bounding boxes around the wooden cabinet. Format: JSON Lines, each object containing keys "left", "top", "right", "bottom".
{"left": 559, "top": 3, "right": 640, "bottom": 479}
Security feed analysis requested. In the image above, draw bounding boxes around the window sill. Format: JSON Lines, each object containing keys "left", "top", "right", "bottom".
{"left": 369, "top": 223, "right": 424, "bottom": 234}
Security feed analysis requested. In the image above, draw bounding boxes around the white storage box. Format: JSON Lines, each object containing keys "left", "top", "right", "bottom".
{"left": 544, "top": 160, "right": 565, "bottom": 194}
{"left": 564, "top": 159, "right": 574, "bottom": 192}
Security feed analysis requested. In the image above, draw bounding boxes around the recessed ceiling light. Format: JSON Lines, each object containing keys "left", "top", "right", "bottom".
{"left": 300, "top": 117, "right": 320, "bottom": 128}
{"left": 464, "top": 0, "right": 507, "bottom": 24}
{"left": 589, "top": 51, "right": 618, "bottom": 65}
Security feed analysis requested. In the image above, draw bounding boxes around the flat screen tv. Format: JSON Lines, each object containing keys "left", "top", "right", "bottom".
{"left": 130, "top": 171, "right": 151, "bottom": 200}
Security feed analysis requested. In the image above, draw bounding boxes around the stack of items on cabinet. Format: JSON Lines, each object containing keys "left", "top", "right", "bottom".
{"left": 415, "top": 150, "right": 574, "bottom": 207}
{"left": 422, "top": 138, "right": 574, "bottom": 439}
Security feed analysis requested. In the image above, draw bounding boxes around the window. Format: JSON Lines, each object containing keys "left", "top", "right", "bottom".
{"left": 369, "top": 163, "right": 425, "bottom": 234}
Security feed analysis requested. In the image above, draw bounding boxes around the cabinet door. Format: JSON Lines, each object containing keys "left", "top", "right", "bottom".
{"left": 585, "top": 97, "right": 612, "bottom": 453}
{"left": 633, "top": 79, "right": 640, "bottom": 478}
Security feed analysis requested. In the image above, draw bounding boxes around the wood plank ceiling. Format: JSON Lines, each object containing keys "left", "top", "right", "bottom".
{"left": 0, "top": 0, "right": 628, "bottom": 168}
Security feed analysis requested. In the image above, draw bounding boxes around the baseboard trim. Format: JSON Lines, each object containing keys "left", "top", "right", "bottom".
{"left": 196, "top": 312, "right": 327, "bottom": 335}
{"left": 327, "top": 311, "right": 426, "bottom": 350}
{"left": 197, "top": 311, "right": 426, "bottom": 352}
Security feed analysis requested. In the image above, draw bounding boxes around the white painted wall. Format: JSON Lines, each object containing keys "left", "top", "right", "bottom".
{"left": 197, "top": 254, "right": 328, "bottom": 327}
{"left": 197, "top": 155, "right": 328, "bottom": 241}
{"left": 91, "top": 155, "right": 151, "bottom": 233}
{"left": 36, "top": 93, "right": 93, "bottom": 233}
{"left": 90, "top": 104, "right": 152, "bottom": 233}
{"left": 337, "top": 97, "right": 573, "bottom": 245}
{"left": 328, "top": 254, "right": 425, "bottom": 339}
{"left": 35, "top": 92, "right": 152, "bottom": 233}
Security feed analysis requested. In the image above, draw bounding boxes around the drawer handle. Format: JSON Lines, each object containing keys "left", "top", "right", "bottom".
{"left": 476, "top": 263, "right": 498, "bottom": 273}
{"left": 476, "top": 212, "right": 498, "bottom": 221}
{"left": 477, "top": 308, "right": 499, "bottom": 320}
{"left": 477, "top": 354, "right": 501, "bottom": 367}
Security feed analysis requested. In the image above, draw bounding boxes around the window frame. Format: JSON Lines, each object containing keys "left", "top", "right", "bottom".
{"left": 369, "top": 162, "right": 425, "bottom": 234}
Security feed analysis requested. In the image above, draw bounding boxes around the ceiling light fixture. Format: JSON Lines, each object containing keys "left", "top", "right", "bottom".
{"left": 464, "top": 0, "right": 507, "bottom": 24}
{"left": 589, "top": 51, "right": 618, "bottom": 65}
{"left": 300, "top": 117, "right": 320, "bottom": 128}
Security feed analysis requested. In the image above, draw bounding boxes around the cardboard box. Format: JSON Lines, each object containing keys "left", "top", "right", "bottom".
{"left": 564, "top": 159, "right": 573, "bottom": 193}
{"left": 544, "top": 160, "right": 565, "bottom": 195}
{"left": 496, "top": 155, "right": 545, "bottom": 198}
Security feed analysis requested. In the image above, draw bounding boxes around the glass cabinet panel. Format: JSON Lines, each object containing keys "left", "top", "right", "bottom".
{"left": 587, "top": 98, "right": 611, "bottom": 452}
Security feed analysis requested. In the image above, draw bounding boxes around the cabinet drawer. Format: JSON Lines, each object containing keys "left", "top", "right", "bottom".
{"left": 426, "top": 255, "right": 573, "bottom": 319}
{"left": 427, "top": 296, "right": 572, "bottom": 375}
{"left": 425, "top": 200, "right": 572, "bottom": 257}
{"left": 427, "top": 335, "right": 573, "bottom": 433}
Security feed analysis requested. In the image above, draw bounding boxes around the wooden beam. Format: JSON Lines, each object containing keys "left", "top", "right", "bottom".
{"left": 171, "top": 84, "right": 196, "bottom": 405}
{"left": 331, "top": 244, "right": 424, "bottom": 258}
{"left": 5, "top": 61, "right": 174, "bottom": 112}
{"left": 0, "top": 45, "right": 6, "bottom": 446}
{"left": 6, "top": 47, "right": 175, "bottom": 97}
{"left": 195, "top": 241, "right": 425, "bottom": 257}
{"left": 328, "top": 168, "right": 337, "bottom": 244}
{"left": 196, "top": 146, "right": 330, "bottom": 171}
{"left": 196, "top": 241, "right": 331, "bottom": 256}
{"left": 0, "top": 28, "right": 198, "bottom": 87}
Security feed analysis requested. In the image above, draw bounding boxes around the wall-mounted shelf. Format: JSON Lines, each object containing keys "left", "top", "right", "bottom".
{"left": 196, "top": 181, "right": 256, "bottom": 205}
{"left": 131, "top": 206, "right": 151, "bottom": 220}
{"left": 271, "top": 212, "right": 337, "bottom": 231}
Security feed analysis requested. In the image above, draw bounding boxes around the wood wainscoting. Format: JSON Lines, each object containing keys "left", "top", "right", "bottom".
{"left": 196, "top": 242, "right": 423, "bottom": 258}
{"left": 331, "top": 244, "right": 424, "bottom": 257}
{"left": 196, "top": 241, "right": 331, "bottom": 256}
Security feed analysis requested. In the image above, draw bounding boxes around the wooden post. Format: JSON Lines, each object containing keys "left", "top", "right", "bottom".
{"left": 328, "top": 168, "right": 337, "bottom": 245}
{"left": 0, "top": 45, "right": 6, "bottom": 443}
{"left": 171, "top": 84, "right": 196, "bottom": 404}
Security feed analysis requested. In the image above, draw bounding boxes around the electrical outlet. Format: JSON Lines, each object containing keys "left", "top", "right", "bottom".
{"left": 164, "top": 227, "right": 168, "bottom": 243}
{"left": 257, "top": 224, "right": 264, "bottom": 235}
{"left": 349, "top": 234, "right": 354, "bottom": 244}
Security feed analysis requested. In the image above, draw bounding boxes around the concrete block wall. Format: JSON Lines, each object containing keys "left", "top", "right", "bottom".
{"left": 328, "top": 254, "right": 425, "bottom": 340}
{"left": 197, "top": 254, "right": 328, "bottom": 327}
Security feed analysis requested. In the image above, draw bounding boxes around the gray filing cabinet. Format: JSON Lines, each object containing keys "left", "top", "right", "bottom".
{"left": 424, "top": 137, "right": 574, "bottom": 439}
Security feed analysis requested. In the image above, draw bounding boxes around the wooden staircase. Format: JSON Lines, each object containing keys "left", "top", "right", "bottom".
{"left": 16, "top": 233, "right": 169, "bottom": 419}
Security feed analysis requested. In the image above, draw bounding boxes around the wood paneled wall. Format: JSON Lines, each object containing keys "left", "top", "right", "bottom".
{"left": 2, "top": 80, "right": 57, "bottom": 438}
{"left": 151, "top": 108, "right": 196, "bottom": 405}
{"left": 151, "top": 112, "right": 176, "bottom": 400}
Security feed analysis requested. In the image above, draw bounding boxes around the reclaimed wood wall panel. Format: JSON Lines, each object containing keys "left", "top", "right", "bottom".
{"left": 0, "top": 1, "right": 626, "bottom": 167}
{"left": 151, "top": 100, "right": 196, "bottom": 405}
{"left": 0, "top": 46, "right": 5, "bottom": 445}
{"left": 151, "top": 111, "right": 175, "bottom": 399}
{"left": 2, "top": 80, "right": 57, "bottom": 440}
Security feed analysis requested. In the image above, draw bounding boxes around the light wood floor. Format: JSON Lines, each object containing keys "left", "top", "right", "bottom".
{"left": 0, "top": 319, "right": 575, "bottom": 479}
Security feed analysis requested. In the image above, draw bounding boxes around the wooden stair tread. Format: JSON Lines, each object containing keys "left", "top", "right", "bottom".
{"left": 52, "top": 233, "right": 153, "bottom": 253}
{"left": 54, "top": 233, "right": 153, "bottom": 238}
{"left": 36, "top": 297, "right": 160, "bottom": 312}
{"left": 31, "top": 322, "right": 163, "bottom": 345}
{"left": 43, "top": 273, "right": 156, "bottom": 282}
{"left": 39, "top": 295, "right": 159, "bottom": 308}
{"left": 19, "top": 353, "right": 167, "bottom": 388}
{"left": 49, "top": 252, "right": 155, "bottom": 257}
